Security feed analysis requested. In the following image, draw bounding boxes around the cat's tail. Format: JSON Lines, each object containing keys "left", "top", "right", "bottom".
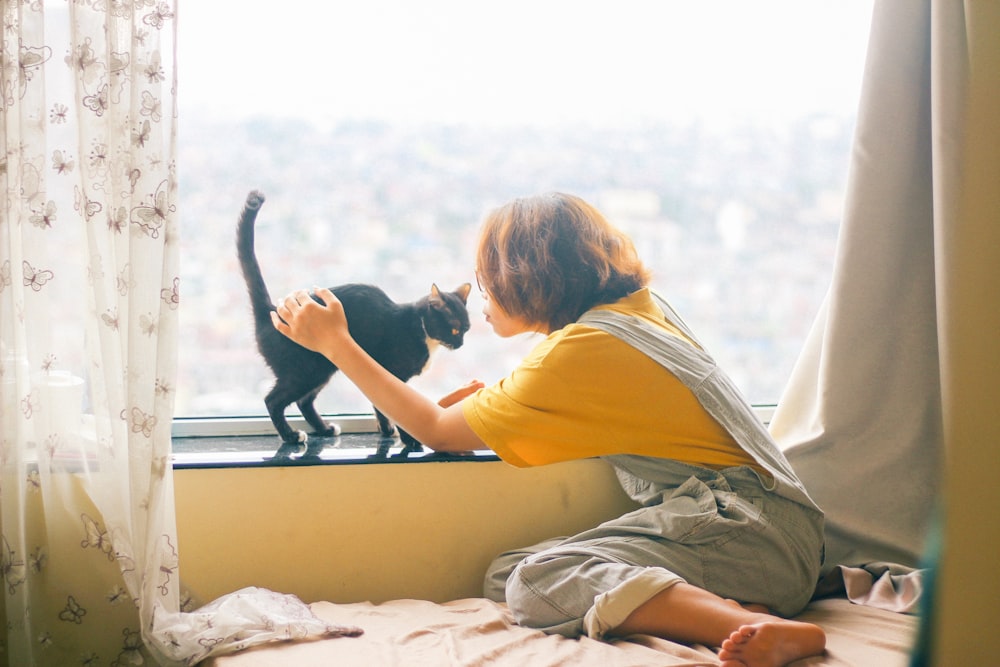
{"left": 235, "top": 190, "right": 275, "bottom": 326}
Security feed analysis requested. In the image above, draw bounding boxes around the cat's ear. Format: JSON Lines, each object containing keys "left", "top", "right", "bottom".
{"left": 429, "top": 283, "right": 443, "bottom": 304}
{"left": 455, "top": 282, "right": 472, "bottom": 304}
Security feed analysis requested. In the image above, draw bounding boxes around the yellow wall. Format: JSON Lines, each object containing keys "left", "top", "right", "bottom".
{"left": 174, "top": 458, "right": 638, "bottom": 605}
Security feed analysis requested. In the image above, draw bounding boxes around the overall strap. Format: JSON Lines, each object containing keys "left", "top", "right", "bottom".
{"left": 578, "top": 293, "right": 818, "bottom": 510}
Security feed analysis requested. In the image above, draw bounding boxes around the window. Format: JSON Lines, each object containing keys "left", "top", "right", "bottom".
{"left": 175, "top": 2, "right": 872, "bottom": 444}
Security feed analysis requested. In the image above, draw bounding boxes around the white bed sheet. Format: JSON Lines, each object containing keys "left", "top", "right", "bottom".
{"left": 205, "top": 595, "right": 917, "bottom": 666}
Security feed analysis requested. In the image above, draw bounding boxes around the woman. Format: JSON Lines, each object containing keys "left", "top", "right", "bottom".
{"left": 272, "top": 192, "right": 826, "bottom": 667}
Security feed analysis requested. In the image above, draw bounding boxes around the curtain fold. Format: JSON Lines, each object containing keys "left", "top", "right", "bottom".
{"left": 771, "top": 0, "right": 994, "bottom": 618}
{"left": 1, "top": 3, "right": 359, "bottom": 665}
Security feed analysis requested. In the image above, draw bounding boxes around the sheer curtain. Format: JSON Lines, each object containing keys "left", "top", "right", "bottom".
{"left": 1, "top": 3, "right": 357, "bottom": 665}
{"left": 770, "top": 0, "right": 998, "bottom": 619}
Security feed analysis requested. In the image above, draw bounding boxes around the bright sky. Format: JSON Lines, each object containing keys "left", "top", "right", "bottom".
{"left": 179, "top": 1, "right": 873, "bottom": 127}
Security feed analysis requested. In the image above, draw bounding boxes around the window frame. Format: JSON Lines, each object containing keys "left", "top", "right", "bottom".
{"left": 172, "top": 3, "right": 870, "bottom": 453}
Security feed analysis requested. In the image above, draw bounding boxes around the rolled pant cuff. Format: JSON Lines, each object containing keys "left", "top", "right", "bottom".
{"left": 582, "top": 568, "right": 684, "bottom": 640}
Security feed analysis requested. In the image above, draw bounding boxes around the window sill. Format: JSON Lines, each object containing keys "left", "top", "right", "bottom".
{"left": 171, "top": 429, "right": 500, "bottom": 469}
{"left": 169, "top": 405, "right": 776, "bottom": 469}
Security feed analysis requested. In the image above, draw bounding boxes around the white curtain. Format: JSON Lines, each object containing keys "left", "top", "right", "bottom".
{"left": 1, "top": 3, "right": 357, "bottom": 665}
{"left": 771, "top": 0, "right": 997, "bottom": 611}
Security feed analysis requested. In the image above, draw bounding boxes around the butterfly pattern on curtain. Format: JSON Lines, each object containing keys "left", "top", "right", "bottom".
{"left": 0, "top": 2, "right": 360, "bottom": 665}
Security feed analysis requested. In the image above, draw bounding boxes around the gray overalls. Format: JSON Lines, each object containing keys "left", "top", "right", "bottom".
{"left": 483, "top": 293, "right": 824, "bottom": 638}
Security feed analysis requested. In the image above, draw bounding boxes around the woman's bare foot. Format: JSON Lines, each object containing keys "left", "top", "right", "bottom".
{"left": 717, "top": 619, "right": 826, "bottom": 667}
{"left": 609, "top": 583, "right": 822, "bottom": 666}
{"left": 724, "top": 599, "right": 771, "bottom": 615}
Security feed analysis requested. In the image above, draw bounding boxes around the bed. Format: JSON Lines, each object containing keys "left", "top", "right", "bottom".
{"left": 204, "top": 591, "right": 917, "bottom": 666}
{"left": 177, "top": 453, "right": 924, "bottom": 666}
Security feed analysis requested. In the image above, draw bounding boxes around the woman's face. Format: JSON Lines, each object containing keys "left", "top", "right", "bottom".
{"left": 481, "top": 292, "right": 539, "bottom": 338}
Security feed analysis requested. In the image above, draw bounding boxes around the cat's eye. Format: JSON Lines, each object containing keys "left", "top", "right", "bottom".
{"left": 451, "top": 328, "right": 459, "bottom": 336}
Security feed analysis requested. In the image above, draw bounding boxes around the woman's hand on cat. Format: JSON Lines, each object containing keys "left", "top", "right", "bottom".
{"left": 271, "top": 287, "right": 350, "bottom": 357}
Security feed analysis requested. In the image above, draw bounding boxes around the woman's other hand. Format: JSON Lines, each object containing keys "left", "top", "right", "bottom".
{"left": 438, "top": 379, "right": 486, "bottom": 407}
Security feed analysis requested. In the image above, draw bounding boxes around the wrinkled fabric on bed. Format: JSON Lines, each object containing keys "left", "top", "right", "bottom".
{"left": 205, "top": 596, "right": 916, "bottom": 666}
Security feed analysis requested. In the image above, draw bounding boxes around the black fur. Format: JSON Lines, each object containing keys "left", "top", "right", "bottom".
{"left": 236, "top": 190, "right": 472, "bottom": 459}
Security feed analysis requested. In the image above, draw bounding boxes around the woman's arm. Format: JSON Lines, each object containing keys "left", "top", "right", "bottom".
{"left": 271, "top": 287, "right": 487, "bottom": 452}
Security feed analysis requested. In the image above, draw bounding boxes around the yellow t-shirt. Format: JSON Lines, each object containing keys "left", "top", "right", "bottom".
{"left": 462, "top": 289, "right": 760, "bottom": 471}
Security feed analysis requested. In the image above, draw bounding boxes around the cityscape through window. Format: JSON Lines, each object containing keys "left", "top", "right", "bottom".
{"left": 176, "top": 1, "right": 873, "bottom": 420}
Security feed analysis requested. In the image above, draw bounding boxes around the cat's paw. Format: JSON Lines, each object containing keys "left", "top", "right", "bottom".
{"left": 396, "top": 437, "right": 425, "bottom": 456}
{"left": 277, "top": 430, "right": 308, "bottom": 453}
{"left": 314, "top": 422, "right": 342, "bottom": 437}
{"left": 396, "top": 427, "right": 424, "bottom": 455}
{"left": 273, "top": 432, "right": 307, "bottom": 459}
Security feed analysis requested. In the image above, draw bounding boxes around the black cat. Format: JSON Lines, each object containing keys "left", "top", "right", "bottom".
{"left": 236, "top": 190, "right": 472, "bottom": 459}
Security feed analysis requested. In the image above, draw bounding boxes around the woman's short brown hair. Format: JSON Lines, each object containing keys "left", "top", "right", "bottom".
{"left": 475, "top": 192, "right": 652, "bottom": 332}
